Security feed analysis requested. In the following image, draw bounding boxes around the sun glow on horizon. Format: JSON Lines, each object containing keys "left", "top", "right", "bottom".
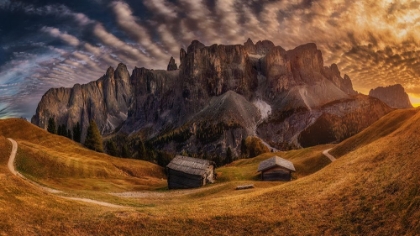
{"left": 409, "top": 94, "right": 420, "bottom": 107}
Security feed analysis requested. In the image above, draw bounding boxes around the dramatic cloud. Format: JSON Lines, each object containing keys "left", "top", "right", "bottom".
{"left": 0, "top": 0, "right": 419, "bottom": 118}
{"left": 41, "top": 27, "right": 80, "bottom": 47}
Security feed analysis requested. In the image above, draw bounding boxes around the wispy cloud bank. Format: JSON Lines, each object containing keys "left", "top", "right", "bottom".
{"left": 41, "top": 27, "right": 80, "bottom": 47}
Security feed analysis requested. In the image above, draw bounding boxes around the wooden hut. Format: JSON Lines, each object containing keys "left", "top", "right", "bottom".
{"left": 166, "top": 155, "right": 216, "bottom": 189}
{"left": 257, "top": 156, "right": 296, "bottom": 181}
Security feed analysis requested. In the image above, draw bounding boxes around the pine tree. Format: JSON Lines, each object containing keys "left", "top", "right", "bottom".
{"left": 57, "top": 125, "right": 62, "bottom": 136}
{"left": 106, "top": 140, "right": 118, "bottom": 157}
{"left": 84, "top": 120, "right": 103, "bottom": 152}
{"left": 67, "top": 129, "right": 72, "bottom": 140}
{"left": 73, "top": 122, "right": 81, "bottom": 143}
{"left": 47, "top": 118, "right": 57, "bottom": 134}
{"left": 225, "top": 147, "right": 233, "bottom": 164}
{"left": 121, "top": 144, "right": 130, "bottom": 158}
{"left": 57, "top": 124, "right": 67, "bottom": 137}
{"left": 240, "top": 138, "right": 247, "bottom": 158}
{"left": 137, "top": 140, "right": 147, "bottom": 159}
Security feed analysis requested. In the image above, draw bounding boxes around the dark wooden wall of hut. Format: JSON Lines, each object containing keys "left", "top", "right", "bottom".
{"left": 262, "top": 167, "right": 291, "bottom": 181}
{"left": 167, "top": 169, "right": 204, "bottom": 189}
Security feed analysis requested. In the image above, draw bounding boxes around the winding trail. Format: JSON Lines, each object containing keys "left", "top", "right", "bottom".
{"left": 322, "top": 148, "right": 336, "bottom": 162}
{"left": 7, "top": 138, "right": 123, "bottom": 208}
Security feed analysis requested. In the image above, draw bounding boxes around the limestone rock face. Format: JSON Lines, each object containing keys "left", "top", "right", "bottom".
{"left": 31, "top": 63, "right": 132, "bottom": 142}
{"left": 260, "top": 43, "right": 354, "bottom": 109}
{"left": 123, "top": 67, "right": 181, "bottom": 136}
{"left": 167, "top": 57, "right": 178, "bottom": 71}
{"left": 32, "top": 39, "right": 393, "bottom": 161}
{"left": 369, "top": 84, "right": 413, "bottom": 109}
{"left": 179, "top": 40, "right": 258, "bottom": 116}
{"left": 322, "top": 64, "right": 357, "bottom": 95}
{"left": 257, "top": 94, "right": 392, "bottom": 149}
{"left": 244, "top": 38, "right": 275, "bottom": 55}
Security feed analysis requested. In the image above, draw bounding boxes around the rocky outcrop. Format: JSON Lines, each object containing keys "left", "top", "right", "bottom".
{"left": 244, "top": 38, "right": 275, "bottom": 55}
{"left": 32, "top": 39, "right": 392, "bottom": 163}
{"left": 323, "top": 64, "right": 357, "bottom": 95}
{"left": 31, "top": 63, "right": 132, "bottom": 142}
{"left": 167, "top": 57, "right": 178, "bottom": 71}
{"left": 369, "top": 84, "right": 413, "bottom": 109}
{"left": 179, "top": 40, "right": 258, "bottom": 116}
{"left": 257, "top": 94, "right": 392, "bottom": 149}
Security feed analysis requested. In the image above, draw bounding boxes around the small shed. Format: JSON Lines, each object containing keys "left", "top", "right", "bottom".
{"left": 257, "top": 156, "right": 296, "bottom": 181}
{"left": 166, "top": 155, "right": 216, "bottom": 189}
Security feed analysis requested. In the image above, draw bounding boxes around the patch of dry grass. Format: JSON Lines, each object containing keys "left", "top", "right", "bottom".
{"left": 217, "top": 144, "right": 333, "bottom": 182}
{"left": 330, "top": 108, "right": 418, "bottom": 157}
{"left": 0, "top": 119, "right": 166, "bottom": 192}
{"left": 0, "top": 136, "right": 125, "bottom": 235}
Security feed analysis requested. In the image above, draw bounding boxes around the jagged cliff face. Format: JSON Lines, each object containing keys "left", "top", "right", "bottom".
{"left": 369, "top": 84, "right": 413, "bottom": 109}
{"left": 179, "top": 40, "right": 258, "bottom": 116}
{"left": 257, "top": 95, "right": 392, "bottom": 149}
{"left": 32, "top": 39, "right": 391, "bottom": 160}
{"left": 32, "top": 63, "right": 132, "bottom": 142}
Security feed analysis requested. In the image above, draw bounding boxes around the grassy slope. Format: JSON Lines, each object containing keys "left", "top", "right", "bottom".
{"left": 0, "top": 136, "right": 121, "bottom": 235}
{"left": 119, "top": 109, "right": 418, "bottom": 235}
{"left": 0, "top": 119, "right": 166, "bottom": 191}
{"left": 0, "top": 110, "right": 419, "bottom": 235}
{"left": 330, "top": 108, "right": 418, "bottom": 157}
{"left": 217, "top": 144, "right": 333, "bottom": 182}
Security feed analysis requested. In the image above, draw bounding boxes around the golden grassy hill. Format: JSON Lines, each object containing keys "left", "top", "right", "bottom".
{"left": 0, "top": 109, "right": 419, "bottom": 235}
{"left": 330, "top": 108, "right": 418, "bottom": 158}
{"left": 0, "top": 136, "right": 118, "bottom": 235}
{"left": 0, "top": 118, "right": 166, "bottom": 191}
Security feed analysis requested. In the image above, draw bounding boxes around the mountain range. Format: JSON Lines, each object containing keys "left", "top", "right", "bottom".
{"left": 31, "top": 39, "right": 411, "bottom": 161}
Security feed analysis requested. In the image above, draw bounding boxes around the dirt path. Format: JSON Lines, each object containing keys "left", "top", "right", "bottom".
{"left": 7, "top": 138, "right": 18, "bottom": 176}
{"left": 7, "top": 138, "right": 123, "bottom": 208}
{"left": 322, "top": 148, "right": 336, "bottom": 162}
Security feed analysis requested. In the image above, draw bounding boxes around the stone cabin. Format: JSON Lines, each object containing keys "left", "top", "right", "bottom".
{"left": 166, "top": 155, "right": 216, "bottom": 189}
{"left": 257, "top": 156, "right": 296, "bottom": 181}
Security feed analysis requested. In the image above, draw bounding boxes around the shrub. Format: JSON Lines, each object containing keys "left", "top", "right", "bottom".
{"left": 245, "top": 136, "right": 269, "bottom": 158}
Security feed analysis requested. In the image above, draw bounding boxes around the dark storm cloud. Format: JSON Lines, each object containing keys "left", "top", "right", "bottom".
{"left": 1, "top": 0, "right": 420, "bottom": 119}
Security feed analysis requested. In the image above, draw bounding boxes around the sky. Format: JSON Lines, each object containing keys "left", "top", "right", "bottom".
{"left": 0, "top": 0, "right": 419, "bottom": 119}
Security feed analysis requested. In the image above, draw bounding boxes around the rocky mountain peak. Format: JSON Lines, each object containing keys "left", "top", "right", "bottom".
{"left": 115, "top": 63, "right": 130, "bottom": 81}
{"left": 116, "top": 63, "right": 127, "bottom": 72}
{"left": 255, "top": 40, "right": 275, "bottom": 54}
{"left": 321, "top": 63, "right": 357, "bottom": 95}
{"left": 369, "top": 84, "right": 413, "bottom": 109}
{"left": 330, "top": 63, "right": 340, "bottom": 76}
{"left": 244, "top": 38, "right": 256, "bottom": 54}
{"left": 187, "top": 40, "right": 205, "bottom": 53}
{"left": 245, "top": 38, "right": 254, "bottom": 45}
{"left": 106, "top": 66, "right": 115, "bottom": 77}
{"left": 167, "top": 56, "right": 178, "bottom": 71}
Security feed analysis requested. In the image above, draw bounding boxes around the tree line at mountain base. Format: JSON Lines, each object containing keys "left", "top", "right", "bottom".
{"left": 46, "top": 117, "right": 271, "bottom": 167}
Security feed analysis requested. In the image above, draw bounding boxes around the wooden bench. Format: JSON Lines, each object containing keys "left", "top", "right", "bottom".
{"left": 235, "top": 184, "right": 254, "bottom": 190}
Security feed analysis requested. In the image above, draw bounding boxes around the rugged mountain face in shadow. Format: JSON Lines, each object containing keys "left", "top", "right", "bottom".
{"left": 369, "top": 84, "right": 413, "bottom": 109}
{"left": 31, "top": 63, "right": 132, "bottom": 142}
{"left": 32, "top": 39, "right": 393, "bottom": 162}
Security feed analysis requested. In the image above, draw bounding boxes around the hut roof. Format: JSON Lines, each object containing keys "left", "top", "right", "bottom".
{"left": 257, "top": 156, "right": 296, "bottom": 172}
{"left": 167, "top": 155, "right": 215, "bottom": 176}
